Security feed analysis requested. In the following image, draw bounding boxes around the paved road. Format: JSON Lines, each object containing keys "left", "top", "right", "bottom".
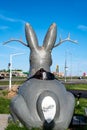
{"left": 62, "top": 79, "right": 87, "bottom": 84}
{"left": 0, "top": 114, "right": 9, "bottom": 130}
{"left": 0, "top": 85, "right": 8, "bottom": 90}
{"left": 68, "top": 90, "right": 87, "bottom": 98}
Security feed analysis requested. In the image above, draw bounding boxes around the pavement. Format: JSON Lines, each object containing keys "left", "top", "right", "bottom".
{"left": 0, "top": 114, "right": 9, "bottom": 130}
{"left": 68, "top": 90, "right": 87, "bottom": 98}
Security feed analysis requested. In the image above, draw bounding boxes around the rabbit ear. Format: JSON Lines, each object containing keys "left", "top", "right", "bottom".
{"left": 25, "top": 23, "right": 38, "bottom": 50}
{"left": 43, "top": 23, "right": 57, "bottom": 51}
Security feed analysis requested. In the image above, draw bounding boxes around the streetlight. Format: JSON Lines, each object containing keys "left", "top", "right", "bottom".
{"left": 64, "top": 51, "right": 68, "bottom": 82}
{"left": 9, "top": 53, "right": 24, "bottom": 91}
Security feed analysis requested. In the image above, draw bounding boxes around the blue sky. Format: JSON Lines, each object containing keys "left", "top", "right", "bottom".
{"left": 0, "top": 0, "right": 87, "bottom": 76}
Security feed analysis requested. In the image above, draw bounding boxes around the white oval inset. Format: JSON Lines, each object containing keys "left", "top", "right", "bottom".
{"left": 41, "top": 96, "right": 56, "bottom": 123}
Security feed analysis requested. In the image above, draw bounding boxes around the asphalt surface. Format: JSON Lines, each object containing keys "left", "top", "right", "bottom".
{"left": 0, "top": 114, "right": 9, "bottom": 130}
{"left": 0, "top": 86, "right": 8, "bottom": 90}
{"left": 68, "top": 89, "right": 87, "bottom": 98}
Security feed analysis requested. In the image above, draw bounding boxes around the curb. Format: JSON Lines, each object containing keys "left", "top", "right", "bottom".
{"left": 0, "top": 114, "right": 9, "bottom": 130}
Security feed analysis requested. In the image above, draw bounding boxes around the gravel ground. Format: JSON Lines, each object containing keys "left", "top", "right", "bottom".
{"left": 0, "top": 114, "right": 9, "bottom": 130}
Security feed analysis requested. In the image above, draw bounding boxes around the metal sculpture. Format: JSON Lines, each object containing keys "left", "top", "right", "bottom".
{"left": 3, "top": 23, "right": 77, "bottom": 130}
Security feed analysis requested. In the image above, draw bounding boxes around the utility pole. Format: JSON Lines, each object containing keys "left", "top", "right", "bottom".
{"left": 70, "top": 52, "right": 72, "bottom": 81}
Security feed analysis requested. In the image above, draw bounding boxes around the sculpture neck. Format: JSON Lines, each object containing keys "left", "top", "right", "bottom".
{"left": 29, "top": 65, "right": 51, "bottom": 77}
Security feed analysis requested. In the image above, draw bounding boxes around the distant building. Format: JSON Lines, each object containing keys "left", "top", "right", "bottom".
{"left": 56, "top": 65, "right": 59, "bottom": 73}
{"left": 83, "top": 72, "right": 87, "bottom": 77}
{"left": 0, "top": 70, "right": 27, "bottom": 77}
{"left": 53, "top": 65, "right": 64, "bottom": 77}
{"left": 12, "top": 70, "right": 27, "bottom": 77}
{"left": 53, "top": 72, "right": 64, "bottom": 77}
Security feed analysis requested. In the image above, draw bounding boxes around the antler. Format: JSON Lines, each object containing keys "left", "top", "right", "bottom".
{"left": 53, "top": 33, "right": 78, "bottom": 48}
{"left": 3, "top": 38, "right": 28, "bottom": 47}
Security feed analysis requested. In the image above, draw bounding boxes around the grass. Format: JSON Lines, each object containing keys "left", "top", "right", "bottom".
{"left": 71, "top": 126, "right": 87, "bottom": 130}
{"left": 74, "top": 98, "right": 87, "bottom": 115}
{"left": 5, "top": 122, "right": 87, "bottom": 130}
{"left": 65, "top": 84, "right": 87, "bottom": 90}
{"left": 0, "top": 97, "right": 10, "bottom": 113}
{"left": 0, "top": 90, "right": 9, "bottom": 97}
{"left": 5, "top": 122, "right": 42, "bottom": 130}
{"left": 0, "top": 81, "right": 25, "bottom": 85}
{"left": 5, "top": 123, "right": 29, "bottom": 130}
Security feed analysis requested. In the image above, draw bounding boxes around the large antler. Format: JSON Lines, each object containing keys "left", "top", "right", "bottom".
{"left": 2, "top": 38, "right": 28, "bottom": 47}
{"left": 53, "top": 33, "right": 78, "bottom": 48}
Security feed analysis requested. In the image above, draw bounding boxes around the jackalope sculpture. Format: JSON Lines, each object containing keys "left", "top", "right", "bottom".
{"left": 3, "top": 23, "right": 77, "bottom": 130}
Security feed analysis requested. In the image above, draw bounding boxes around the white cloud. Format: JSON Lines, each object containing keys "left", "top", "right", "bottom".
{"left": 0, "top": 14, "right": 16, "bottom": 22}
{"left": 0, "top": 14, "right": 26, "bottom": 30}
{"left": 77, "top": 24, "right": 87, "bottom": 31}
{"left": 4, "top": 45, "right": 25, "bottom": 51}
{"left": 0, "top": 14, "right": 26, "bottom": 24}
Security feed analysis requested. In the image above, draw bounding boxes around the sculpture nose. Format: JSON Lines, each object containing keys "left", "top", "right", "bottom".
{"left": 41, "top": 96, "right": 56, "bottom": 123}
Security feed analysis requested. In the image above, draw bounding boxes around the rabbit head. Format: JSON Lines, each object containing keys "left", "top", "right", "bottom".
{"left": 25, "top": 23, "right": 57, "bottom": 76}
{"left": 3, "top": 22, "right": 77, "bottom": 77}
